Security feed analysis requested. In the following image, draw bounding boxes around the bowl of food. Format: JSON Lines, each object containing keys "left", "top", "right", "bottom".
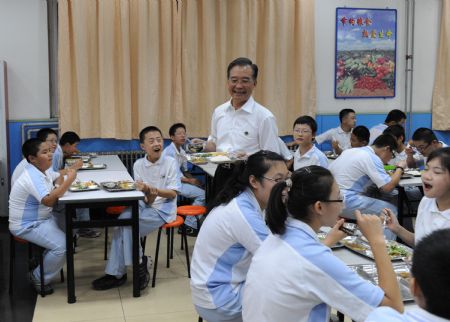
{"left": 187, "top": 143, "right": 204, "bottom": 153}
{"left": 102, "top": 182, "right": 116, "bottom": 189}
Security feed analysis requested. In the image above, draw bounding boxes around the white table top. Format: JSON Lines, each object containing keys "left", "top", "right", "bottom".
{"left": 78, "top": 155, "right": 127, "bottom": 172}
{"left": 193, "top": 162, "right": 218, "bottom": 177}
{"left": 398, "top": 176, "right": 422, "bottom": 188}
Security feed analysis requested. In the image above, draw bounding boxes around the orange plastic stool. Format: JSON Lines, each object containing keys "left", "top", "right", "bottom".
{"left": 151, "top": 215, "right": 191, "bottom": 287}
{"left": 177, "top": 205, "right": 206, "bottom": 250}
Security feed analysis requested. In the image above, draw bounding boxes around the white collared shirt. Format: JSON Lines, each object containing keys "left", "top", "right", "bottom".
{"left": 316, "top": 126, "right": 352, "bottom": 151}
{"left": 52, "top": 144, "right": 64, "bottom": 171}
{"left": 132, "top": 155, "right": 181, "bottom": 222}
{"left": 293, "top": 145, "right": 329, "bottom": 170}
{"left": 9, "top": 163, "right": 60, "bottom": 232}
{"left": 369, "top": 123, "right": 388, "bottom": 145}
{"left": 366, "top": 306, "right": 449, "bottom": 322}
{"left": 415, "top": 196, "right": 450, "bottom": 244}
{"left": 208, "top": 96, "right": 281, "bottom": 154}
{"left": 243, "top": 218, "right": 383, "bottom": 322}
{"left": 162, "top": 142, "right": 188, "bottom": 177}
{"left": 388, "top": 148, "right": 407, "bottom": 165}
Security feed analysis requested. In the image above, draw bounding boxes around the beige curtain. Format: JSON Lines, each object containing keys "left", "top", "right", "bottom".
{"left": 431, "top": 0, "right": 450, "bottom": 130}
{"left": 58, "top": 0, "right": 315, "bottom": 138}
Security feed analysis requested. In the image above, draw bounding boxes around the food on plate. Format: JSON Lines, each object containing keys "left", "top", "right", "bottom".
{"left": 118, "top": 181, "right": 135, "bottom": 189}
{"left": 342, "top": 240, "right": 368, "bottom": 252}
{"left": 209, "top": 155, "right": 232, "bottom": 163}
{"left": 386, "top": 243, "right": 410, "bottom": 257}
{"left": 71, "top": 180, "right": 98, "bottom": 190}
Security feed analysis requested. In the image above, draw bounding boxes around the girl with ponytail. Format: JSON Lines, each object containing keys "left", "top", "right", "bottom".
{"left": 243, "top": 165, "right": 404, "bottom": 322}
{"left": 190, "top": 150, "right": 289, "bottom": 322}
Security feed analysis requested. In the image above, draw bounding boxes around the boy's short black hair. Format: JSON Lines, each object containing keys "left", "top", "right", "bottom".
{"left": 22, "top": 138, "right": 45, "bottom": 162}
{"left": 412, "top": 127, "right": 437, "bottom": 143}
{"left": 36, "top": 128, "right": 58, "bottom": 141}
{"left": 372, "top": 133, "right": 398, "bottom": 152}
{"left": 352, "top": 125, "right": 370, "bottom": 143}
{"left": 59, "top": 131, "right": 80, "bottom": 146}
{"left": 292, "top": 115, "right": 317, "bottom": 134}
{"left": 383, "top": 124, "right": 405, "bottom": 143}
{"left": 339, "top": 109, "right": 355, "bottom": 123}
{"left": 227, "top": 57, "right": 258, "bottom": 80}
{"left": 412, "top": 228, "right": 450, "bottom": 319}
{"left": 168, "top": 123, "right": 186, "bottom": 137}
{"left": 385, "top": 109, "right": 406, "bottom": 123}
{"left": 139, "top": 126, "right": 163, "bottom": 143}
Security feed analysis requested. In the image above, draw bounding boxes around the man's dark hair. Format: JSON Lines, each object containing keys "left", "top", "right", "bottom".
{"left": 293, "top": 115, "right": 317, "bottom": 134}
{"left": 383, "top": 124, "right": 405, "bottom": 143}
{"left": 22, "top": 138, "right": 45, "bottom": 162}
{"left": 339, "top": 109, "right": 355, "bottom": 123}
{"left": 412, "top": 229, "right": 450, "bottom": 319}
{"left": 372, "top": 133, "right": 398, "bottom": 152}
{"left": 352, "top": 125, "right": 370, "bottom": 144}
{"left": 412, "top": 127, "right": 438, "bottom": 144}
{"left": 139, "top": 126, "right": 163, "bottom": 143}
{"left": 59, "top": 131, "right": 80, "bottom": 146}
{"left": 227, "top": 57, "right": 258, "bottom": 80}
{"left": 385, "top": 109, "right": 406, "bottom": 124}
{"left": 36, "top": 128, "right": 58, "bottom": 141}
{"left": 168, "top": 123, "right": 186, "bottom": 137}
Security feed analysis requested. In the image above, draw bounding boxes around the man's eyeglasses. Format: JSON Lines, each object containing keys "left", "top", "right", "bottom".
{"left": 228, "top": 78, "right": 253, "bottom": 86}
{"left": 262, "top": 175, "right": 288, "bottom": 184}
{"left": 293, "top": 129, "right": 312, "bottom": 134}
{"left": 415, "top": 143, "right": 431, "bottom": 153}
{"left": 320, "top": 191, "right": 345, "bottom": 203}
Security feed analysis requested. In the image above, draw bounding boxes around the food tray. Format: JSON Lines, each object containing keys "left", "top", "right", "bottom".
{"left": 341, "top": 236, "right": 412, "bottom": 261}
{"left": 69, "top": 181, "right": 100, "bottom": 192}
{"left": 101, "top": 181, "right": 136, "bottom": 192}
{"left": 67, "top": 156, "right": 91, "bottom": 163}
{"left": 79, "top": 163, "right": 107, "bottom": 170}
{"left": 348, "top": 263, "right": 413, "bottom": 302}
{"left": 317, "top": 232, "right": 344, "bottom": 249}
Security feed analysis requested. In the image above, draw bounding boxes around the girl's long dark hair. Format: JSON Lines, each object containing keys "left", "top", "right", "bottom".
{"left": 427, "top": 147, "right": 450, "bottom": 173}
{"left": 266, "top": 165, "right": 334, "bottom": 235}
{"left": 207, "top": 150, "right": 285, "bottom": 213}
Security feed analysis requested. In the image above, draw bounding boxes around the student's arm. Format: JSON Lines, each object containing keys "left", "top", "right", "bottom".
{"left": 405, "top": 146, "right": 417, "bottom": 168}
{"left": 204, "top": 140, "right": 216, "bottom": 152}
{"left": 138, "top": 183, "right": 176, "bottom": 203}
{"left": 322, "top": 218, "right": 347, "bottom": 247}
{"left": 383, "top": 208, "right": 415, "bottom": 247}
{"left": 41, "top": 169, "right": 77, "bottom": 207}
{"left": 380, "top": 160, "right": 407, "bottom": 193}
{"left": 332, "top": 140, "right": 343, "bottom": 155}
{"left": 355, "top": 211, "right": 404, "bottom": 312}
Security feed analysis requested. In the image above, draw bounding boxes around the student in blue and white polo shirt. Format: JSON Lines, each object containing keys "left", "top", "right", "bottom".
{"left": 329, "top": 134, "right": 406, "bottom": 239}
{"left": 9, "top": 138, "right": 77, "bottom": 295}
{"left": 190, "top": 150, "right": 289, "bottom": 322}
{"left": 243, "top": 166, "right": 403, "bottom": 322}
{"left": 369, "top": 109, "right": 406, "bottom": 145}
{"left": 366, "top": 229, "right": 450, "bottom": 322}
{"left": 292, "top": 115, "right": 328, "bottom": 170}
{"left": 92, "top": 126, "right": 180, "bottom": 291}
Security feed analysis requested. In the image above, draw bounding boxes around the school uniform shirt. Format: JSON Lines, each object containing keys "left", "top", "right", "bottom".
{"left": 414, "top": 196, "right": 450, "bottom": 244}
{"left": 190, "top": 188, "right": 269, "bottom": 315}
{"left": 243, "top": 218, "right": 384, "bottom": 322}
{"left": 388, "top": 149, "right": 407, "bottom": 166}
{"left": 366, "top": 306, "right": 449, "bottom": 322}
{"left": 208, "top": 96, "right": 281, "bottom": 155}
{"left": 162, "top": 142, "right": 188, "bottom": 177}
{"left": 278, "top": 137, "right": 293, "bottom": 161}
{"left": 411, "top": 141, "right": 448, "bottom": 168}
{"left": 11, "top": 158, "right": 29, "bottom": 187}
{"left": 293, "top": 145, "right": 329, "bottom": 170}
{"left": 329, "top": 147, "right": 391, "bottom": 203}
{"left": 52, "top": 144, "right": 64, "bottom": 171}
{"left": 369, "top": 123, "right": 388, "bottom": 145}
{"left": 132, "top": 155, "right": 181, "bottom": 223}
{"left": 315, "top": 126, "right": 352, "bottom": 151}
{"left": 9, "top": 163, "right": 60, "bottom": 232}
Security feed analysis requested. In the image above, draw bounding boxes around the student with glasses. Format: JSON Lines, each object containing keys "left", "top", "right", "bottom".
{"left": 329, "top": 134, "right": 407, "bottom": 240}
{"left": 406, "top": 127, "right": 448, "bottom": 169}
{"left": 242, "top": 166, "right": 403, "bottom": 322}
{"left": 190, "top": 150, "right": 289, "bottom": 322}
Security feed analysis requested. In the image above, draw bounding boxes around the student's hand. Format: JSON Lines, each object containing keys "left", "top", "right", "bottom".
{"left": 355, "top": 210, "right": 384, "bottom": 243}
{"left": 187, "top": 177, "right": 202, "bottom": 187}
{"left": 331, "top": 140, "right": 340, "bottom": 151}
{"left": 381, "top": 208, "right": 401, "bottom": 234}
{"left": 396, "top": 160, "right": 407, "bottom": 169}
{"left": 135, "top": 180, "right": 146, "bottom": 192}
{"left": 70, "top": 159, "right": 83, "bottom": 171}
{"left": 65, "top": 168, "right": 77, "bottom": 183}
{"left": 405, "top": 145, "right": 415, "bottom": 157}
{"left": 323, "top": 218, "right": 347, "bottom": 247}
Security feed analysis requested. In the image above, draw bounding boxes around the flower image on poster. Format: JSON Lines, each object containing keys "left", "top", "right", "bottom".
{"left": 335, "top": 8, "right": 397, "bottom": 98}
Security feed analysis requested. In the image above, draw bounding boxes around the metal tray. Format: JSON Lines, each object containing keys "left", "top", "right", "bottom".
{"left": 349, "top": 263, "right": 413, "bottom": 302}
{"left": 69, "top": 181, "right": 100, "bottom": 192}
{"left": 79, "top": 163, "right": 107, "bottom": 170}
{"left": 341, "top": 236, "right": 412, "bottom": 261}
{"left": 101, "top": 181, "right": 136, "bottom": 192}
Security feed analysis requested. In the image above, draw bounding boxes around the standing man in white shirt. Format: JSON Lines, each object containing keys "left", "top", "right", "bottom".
{"left": 202, "top": 57, "right": 282, "bottom": 195}
{"left": 369, "top": 109, "right": 407, "bottom": 144}
{"left": 315, "top": 108, "right": 356, "bottom": 155}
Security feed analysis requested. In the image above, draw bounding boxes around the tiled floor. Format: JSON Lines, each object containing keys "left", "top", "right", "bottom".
{"left": 33, "top": 230, "right": 199, "bottom": 322}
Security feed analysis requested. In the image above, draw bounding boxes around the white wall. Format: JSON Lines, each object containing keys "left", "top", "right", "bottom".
{"left": 315, "top": 0, "right": 440, "bottom": 114}
{"left": 0, "top": 0, "right": 50, "bottom": 120}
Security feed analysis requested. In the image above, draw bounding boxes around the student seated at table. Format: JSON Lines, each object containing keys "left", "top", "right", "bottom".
{"left": 52, "top": 131, "right": 82, "bottom": 171}
{"left": 383, "top": 147, "right": 450, "bottom": 247}
{"left": 9, "top": 138, "right": 77, "bottom": 295}
{"left": 163, "top": 123, "right": 205, "bottom": 236}
{"left": 366, "top": 228, "right": 450, "bottom": 321}
{"left": 406, "top": 127, "right": 448, "bottom": 169}
{"left": 292, "top": 115, "right": 328, "bottom": 170}
{"left": 242, "top": 166, "right": 403, "bottom": 322}
{"left": 329, "top": 134, "right": 407, "bottom": 239}
{"left": 350, "top": 125, "right": 370, "bottom": 148}
{"left": 316, "top": 108, "right": 356, "bottom": 155}
{"left": 92, "top": 126, "right": 180, "bottom": 291}
{"left": 369, "top": 109, "right": 406, "bottom": 144}
{"left": 190, "top": 150, "right": 289, "bottom": 322}
{"left": 384, "top": 125, "right": 407, "bottom": 165}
